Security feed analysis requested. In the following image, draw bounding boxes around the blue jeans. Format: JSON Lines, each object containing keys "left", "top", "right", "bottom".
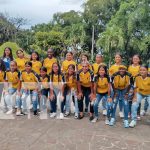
{"left": 4, "top": 88, "right": 17, "bottom": 109}
{"left": 65, "top": 89, "right": 79, "bottom": 114}
{"left": 40, "top": 89, "right": 49, "bottom": 111}
{"left": 144, "top": 97, "right": 149, "bottom": 112}
{"left": 111, "top": 86, "right": 123, "bottom": 112}
{"left": 132, "top": 93, "right": 150, "bottom": 121}
{"left": 112, "top": 89, "right": 129, "bottom": 120}
{"left": 21, "top": 90, "right": 38, "bottom": 111}
{"left": 50, "top": 87, "right": 58, "bottom": 113}
{"left": 94, "top": 93, "right": 108, "bottom": 117}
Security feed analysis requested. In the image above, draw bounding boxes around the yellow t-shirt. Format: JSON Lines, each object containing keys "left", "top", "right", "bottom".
{"left": 109, "top": 64, "right": 120, "bottom": 76}
{"left": 31, "top": 61, "right": 42, "bottom": 75}
{"left": 20, "top": 70, "right": 39, "bottom": 90}
{"left": 94, "top": 75, "right": 110, "bottom": 94}
{"left": 77, "top": 70, "right": 94, "bottom": 87}
{"left": 15, "top": 58, "right": 28, "bottom": 72}
{"left": 49, "top": 73, "right": 65, "bottom": 87}
{"left": 39, "top": 75, "right": 50, "bottom": 89}
{"left": 62, "top": 60, "right": 76, "bottom": 73}
{"left": 66, "top": 75, "right": 77, "bottom": 90}
{"left": 92, "top": 63, "right": 106, "bottom": 75}
{"left": 128, "top": 65, "right": 140, "bottom": 77}
{"left": 0, "top": 71, "right": 5, "bottom": 82}
{"left": 43, "top": 57, "right": 57, "bottom": 74}
{"left": 5, "top": 70, "right": 20, "bottom": 88}
{"left": 134, "top": 75, "right": 150, "bottom": 95}
{"left": 112, "top": 72, "right": 132, "bottom": 90}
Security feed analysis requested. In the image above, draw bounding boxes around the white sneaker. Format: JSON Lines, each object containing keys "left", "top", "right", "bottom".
{"left": 91, "top": 117, "right": 98, "bottom": 123}
{"left": 6, "top": 109, "right": 13, "bottom": 115}
{"left": 64, "top": 111, "right": 70, "bottom": 117}
{"left": 105, "top": 119, "right": 110, "bottom": 125}
{"left": 60, "top": 113, "right": 64, "bottom": 119}
{"left": 129, "top": 120, "right": 137, "bottom": 128}
{"left": 74, "top": 113, "right": 78, "bottom": 119}
{"left": 119, "top": 111, "right": 124, "bottom": 118}
{"left": 16, "top": 110, "right": 23, "bottom": 116}
{"left": 103, "top": 109, "right": 107, "bottom": 116}
{"left": 140, "top": 110, "right": 146, "bottom": 116}
{"left": 50, "top": 112, "right": 56, "bottom": 118}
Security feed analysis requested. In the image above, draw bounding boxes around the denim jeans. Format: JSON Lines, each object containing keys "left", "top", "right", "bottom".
{"left": 4, "top": 88, "right": 17, "bottom": 109}
{"left": 50, "top": 87, "right": 59, "bottom": 113}
{"left": 144, "top": 98, "right": 149, "bottom": 112}
{"left": 111, "top": 86, "right": 123, "bottom": 112}
{"left": 94, "top": 93, "right": 108, "bottom": 117}
{"left": 65, "top": 89, "right": 79, "bottom": 114}
{"left": 40, "top": 89, "right": 49, "bottom": 111}
{"left": 132, "top": 93, "right": 150, "bottom": 121}
{"left": 21, "top": 89, "right": 38, "bottom": 111}
{"left": 112, "top": 89, "right": 129, "bottom": 120}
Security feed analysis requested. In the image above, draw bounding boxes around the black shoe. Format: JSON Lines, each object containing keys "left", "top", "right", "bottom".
{"left": 89, "top": 116, "right": 94, "bottom": 121}
{"left": 34, "top": 110, "right": 38, "bottom": 116}
{"left": 78, "top": 114, "right": 84, "bottom": 119}
{"left": 85, "top": 108, "right": 88, "bottom": 113}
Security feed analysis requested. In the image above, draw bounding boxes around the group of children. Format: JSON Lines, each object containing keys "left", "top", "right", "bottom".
{"left": 0, "top": 47, "right": 150, "bottom": 128}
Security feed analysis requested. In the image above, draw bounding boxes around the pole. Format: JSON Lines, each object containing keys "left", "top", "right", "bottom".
{"left": 91, "top": 25, "right": 94, "bottom": 61}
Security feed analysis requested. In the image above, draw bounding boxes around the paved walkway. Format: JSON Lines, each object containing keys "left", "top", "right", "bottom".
{"left": 0, "top": 112, "right": 150, "bottom": 150}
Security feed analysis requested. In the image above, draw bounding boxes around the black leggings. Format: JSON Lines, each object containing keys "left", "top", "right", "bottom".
{"left": 78, "top": 86, "right": 94, "bottom": 113}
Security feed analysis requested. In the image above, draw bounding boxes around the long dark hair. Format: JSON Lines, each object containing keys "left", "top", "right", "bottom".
{"left": 0, "top": 59, "right": 6, "bottom": 71}
{"left": 50, "top": 62, "right": 61, "bottom": 83}
{"left": 97, "top": 65, "right": 108, "bottom": 77}
{"left": 30, "top": 51, "right": 40, "bottom": 61}
{"left": 3, "top": 47, "right": 13, "bottom": 60}
{"left": 65, "top": 64, "right": 76, "bottom": 82}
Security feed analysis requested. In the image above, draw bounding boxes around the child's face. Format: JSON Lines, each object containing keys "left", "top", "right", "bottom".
{"left": 66, "top": 53, "right": 72, "bottom": 61}
{"left": 17, "top": 50, "right": 24, "bottom": 58}
{"left": 140, "top": 67, "right": 148, "bottom": 76}
{"left": 40, "top": 70, "right": 46, "bottom": 77}
{"left": 5, "top": 48, "right": 11, "bottom": 56}
{"left": 31, "top": 53, "right": 38, "bottom": 60}
{"left": 98, "top": 67, "right": 105, "bottom": 76}
{"left": 10, "top": 62, "right": 17, "bottom": 72}
{"left": 119, "top": 68, "right": 126, "bottom": 75}
{"left": 96, "top": 55, "right": 103, "bottom": 63}
{"left": 52, "top": 64, "right": 59, "bottom": 73}
{"left": 115, "top": 55, "right": 122, "bottom": 63}
{"left": 132, "top": 56, "right": 140, "bottom": 65}
{"left": 82, "top": 64, "right": 89, "bottom": 73}
{"left": 68, "top": 66, "right": 74, "bottom": 75}
{"left": 25, "top": 64, "right": 31, "bottom": 72}
{"left": 81, "top": 55, "right": 88, "bottom": 62}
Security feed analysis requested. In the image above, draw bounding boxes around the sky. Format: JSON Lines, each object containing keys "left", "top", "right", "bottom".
{"left": 0, "top": 0, "right": 84, "bottom": 29}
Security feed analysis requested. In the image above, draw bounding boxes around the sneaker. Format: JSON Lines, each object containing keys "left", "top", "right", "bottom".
{"left": 91, "top": 117, "right": 98, "bottom": 123}
{"left": 6, "top": 109, "right": 13, "bottom": 115}
{"left": 50, "top": 112, "right": 56, "bottom": 118}
{"left": 109, "top": 118, "right": 115, "bottom": 126}
{"left": 60, "top": 113, "right": 64, "bottom": 120}
{"left": 16, "top": 110, "right": 23, "bottom": 116}
{"left": 119, "top": 111, "right": 124, "bottom": 118}
{"left": 105, "top": 119, "right": 110, "bottom": 125}
{"left": 64, "top": 112, "right": 70, "bottom": 117}
{"left": 89, "top": 116, "right": 94, "bottom": 121}
{"left": 78, "top": 114, "right": 84, "bottom": 119}
{"left": 140, "top": 110, "right": 146, "bottom": 116}
{"left": 129, "top": 120, "right": 137, "bottom": 128}
{"left": 103, "top": 109, "right": 107, "bottom": 116}
{"left": 137, "top": 115, "right": 141, "bottom": 121}
{"left": 124, "top": 120, "right": 129, "bottom": 128}
{"left": 74, "top": 113, "right": 78, "bottom": 119}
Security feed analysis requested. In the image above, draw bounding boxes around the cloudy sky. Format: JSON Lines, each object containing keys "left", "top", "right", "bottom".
{"left": 0, "top": 0, "right": 84, "bottom": 28}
